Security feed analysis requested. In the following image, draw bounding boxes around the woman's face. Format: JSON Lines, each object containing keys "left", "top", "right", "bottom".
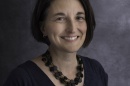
{"left": 42, "top": 0, "right": 87, "bottom": 53}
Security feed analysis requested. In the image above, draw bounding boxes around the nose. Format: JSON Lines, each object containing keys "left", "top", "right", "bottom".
{"left": 66, "top": 19, "right": 77, "bottom": 33}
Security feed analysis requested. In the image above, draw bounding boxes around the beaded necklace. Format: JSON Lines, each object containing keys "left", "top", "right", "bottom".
{"left": 42, "top": 50, "right": 84, "bottom": 86}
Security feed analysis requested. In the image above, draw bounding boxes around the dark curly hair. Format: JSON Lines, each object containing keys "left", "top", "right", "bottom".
{"left": 31, "top": 0, "right": 96, "bottom": 48}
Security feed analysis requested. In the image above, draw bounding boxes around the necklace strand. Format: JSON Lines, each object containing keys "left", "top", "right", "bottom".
{"left": 42, "top": 50, "right": 84, "bottom": 86}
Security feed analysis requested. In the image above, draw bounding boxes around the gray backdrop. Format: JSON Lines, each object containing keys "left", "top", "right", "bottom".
{"left": 0, "top": 0, "right": 130, "bottom": 86}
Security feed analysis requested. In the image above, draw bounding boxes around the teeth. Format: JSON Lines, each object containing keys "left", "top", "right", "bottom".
{"left": 64, "top": 36, "right": 77, "bottom": 40}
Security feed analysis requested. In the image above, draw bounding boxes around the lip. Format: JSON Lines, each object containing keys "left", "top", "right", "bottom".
{"left": 61, "top": 36, "right": 79, "bottom": 41}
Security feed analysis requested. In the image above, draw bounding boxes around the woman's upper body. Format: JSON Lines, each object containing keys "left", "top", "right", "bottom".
{"left": 4, "top": 0, "right": 108, "bottom": 86}
{"left": 3, "top": 56, "right": 108, "bottom": 86}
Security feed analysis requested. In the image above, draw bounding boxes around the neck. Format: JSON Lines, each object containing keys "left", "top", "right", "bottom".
{"left": 48, "top": 47, "right": 78, "bottom": 76}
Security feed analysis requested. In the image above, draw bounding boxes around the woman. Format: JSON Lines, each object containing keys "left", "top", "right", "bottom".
{"left": 4, "top": 0, "right": 108, "bottom": 86}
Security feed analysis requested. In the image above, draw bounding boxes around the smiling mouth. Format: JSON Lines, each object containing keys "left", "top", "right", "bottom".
{"left": 61, "top": 36, "right": 79, "bottom": 41}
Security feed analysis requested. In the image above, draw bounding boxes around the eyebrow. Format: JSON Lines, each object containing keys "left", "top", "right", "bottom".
{"left": 53, "top": 13, "right": 65, "bottom": 17}
{"left": 53, "top": 12, "right": 85, "bottom": 17}
{"left": 77, "top": 12, "right": 85, "bottom": 15}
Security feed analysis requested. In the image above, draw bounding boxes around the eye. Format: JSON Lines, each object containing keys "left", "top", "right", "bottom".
{"left": 55, "top": 17, "right": 66, "bottom": 22}
{"left": 76, "top": 16, "right": 85, "bottom": 21}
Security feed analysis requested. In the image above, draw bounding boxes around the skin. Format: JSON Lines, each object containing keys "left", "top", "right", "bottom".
{"left": 43, "top": 0, "right": 87, "bottom": 53}
{"left": 33, "top": 0, "right": 87, "bottom": 86}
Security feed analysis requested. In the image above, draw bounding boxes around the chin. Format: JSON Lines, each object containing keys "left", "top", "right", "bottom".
{"left": 62, "top": 47, "right": 81, "bottom": 53}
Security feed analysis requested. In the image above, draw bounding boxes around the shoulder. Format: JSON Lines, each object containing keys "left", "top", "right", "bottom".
{"left": 80, "top": 55, "right": 106, "bottom": 71}
{"left": 80, "top": 55, "right": 108, "bottom": 86}
{"left": 3, "top": 61, "right": 33, "bottom": 86}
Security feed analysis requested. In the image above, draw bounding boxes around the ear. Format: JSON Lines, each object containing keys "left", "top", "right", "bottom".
{"left": 40, "top": 22, "right": 47, "bottom": 36}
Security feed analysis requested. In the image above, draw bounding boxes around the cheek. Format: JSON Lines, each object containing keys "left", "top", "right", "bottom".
{"left": 83, "top": 26, "right": 87, "bottom": 33}
{"left": 79, "top": 23, "right": 87, "bottom": 34}
{"left": 44, "top": 24, "right": 64, "bottom": 36}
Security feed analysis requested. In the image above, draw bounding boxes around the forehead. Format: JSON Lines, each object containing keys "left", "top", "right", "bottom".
{"left": 47, "top": 0, "right": 85, "bottom": 14}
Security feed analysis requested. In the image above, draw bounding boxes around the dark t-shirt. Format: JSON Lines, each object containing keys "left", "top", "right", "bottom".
{"left": 3, "top": 56, "right": 108, "bottom": 86}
